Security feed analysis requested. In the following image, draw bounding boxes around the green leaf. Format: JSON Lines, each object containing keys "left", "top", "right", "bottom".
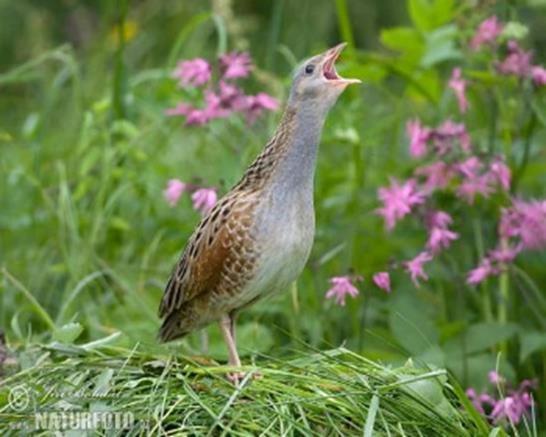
{"left": 448, "top": 353, "right": 515, "bottom": 390}
{"left": 489, "top": 427, "right": 509, "bottom": 437}
{"left": 380, "top": 27, "right": 424, "bottom": 60}
{"left": 500, "top": 21, "right": 529, "bottom": 41}
{"left": 22, "top": 113, "right": 40, "bottom": 139}
{"left": 444, "top": 322, "right": 519, "bottom": 356}
{"left": 531, "top": 94, "right": 546, "bottom": 126}
{"left": 421, "top": 24, "right": 461, "bottom": 67}
{"left": 93, "top": 369, "right": 114, "bottom": 397}
{"left": 79, "top": 147, "right": 101, "bottom": 177}
{"left": 464, "top": 322, "right": 518, "bottom": 354}
{"left": 236, "top": 322, "right": 274, "bottom": 354}
{"left": 53, "top": 322, "right": 84, "bottom": 344}
{"left": 519, "top": 331, "right": 546, "bottom": 362}
{"left": 110, "top": 119, "right": 139, "bottom": 139}
{"left": 408, "top": 0, "right": 455, "bottom": 32}
{"left": 346, "top": 64, "right": 387, "bottom": 83}
{"left": 407, "top": 68, "right": 442, "bottom": 102}
{"left": 389, "top": 293, "right": 439, "bottom": 355}
{"left": 363, "top": 394, "right": 379, "bottom": 437}
{"left": 109, "top": 216, "right": 131, "bottom": 232}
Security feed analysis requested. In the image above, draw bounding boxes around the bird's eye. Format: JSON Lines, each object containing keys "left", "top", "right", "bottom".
{"left": 304, "top": 64, "right": 315, "bottom": 75}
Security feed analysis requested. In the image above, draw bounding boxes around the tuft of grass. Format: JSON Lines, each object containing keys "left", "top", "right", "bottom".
{"left": 0, "top": 342, "right": 490, "bottom": 436}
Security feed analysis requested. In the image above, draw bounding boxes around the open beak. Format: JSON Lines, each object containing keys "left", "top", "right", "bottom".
{"left": 321, "top": 43, "right": 361, "bottom": 86}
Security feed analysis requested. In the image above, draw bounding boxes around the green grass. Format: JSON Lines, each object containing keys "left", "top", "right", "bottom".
{"left": 0, "top": 341, "right": 492, "bottom": 436}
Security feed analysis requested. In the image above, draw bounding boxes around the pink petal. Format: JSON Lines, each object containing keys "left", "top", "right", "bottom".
{"left": 325, "top": 275, "right": 362, "bottom": 306}
{"left": 406, "top": 119, "right": 430, "bottom": 158}
{"left": 191, "top": 188, "right": 217, "bottom": 215}
{"left": 172, "top": 58, "right": 211, "bottom": 87}
{"left": 470, "top": 16, "right": 504, "bottom": 51}
{"left": 531, "top": 65, "right": 546, "bottom": 86}
{"left": 219, "top": 51, "right": 253, "bottom": 79}
{"left": 163, "top": 179, "right": 187, "bottom": 206}
{"left": 372, "top": 272, "right": 391, "bottom": 293}
{"left": 404, "top": 252, "right": 433, "bottom": 287}
{"left": 448, "top": 68, "right": 469, "bottom": 113}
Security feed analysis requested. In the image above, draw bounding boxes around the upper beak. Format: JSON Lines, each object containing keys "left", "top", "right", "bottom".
{"left": 321, "top": 43, "right": 361, "bottom": 86}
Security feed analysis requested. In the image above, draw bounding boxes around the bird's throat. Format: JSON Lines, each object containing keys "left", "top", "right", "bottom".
{"left": 268, "top": 103, "right": 328, "bottom": 192}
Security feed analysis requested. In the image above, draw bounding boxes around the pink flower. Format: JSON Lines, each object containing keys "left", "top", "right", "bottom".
{"left": 376, "top": 178, "right": 426, "bottom": 230}
{"left": 500, "top": 199, "right": 546, "bottom": 250}
{"left": 177, "top": 90, "right": 233, "bottom": 126}
{"left": 185, "top": 108, "right": 212, "bottom": 126}
{"left": 498, "top": 41, "right": 533, "bottom": 77}
{"left": 172, "top": 58, "right": 211, "bottom": 87}
{"left": 488, "top": 370, "right": 504, "bottom": 385}
{"left": 448, "top": 68, "right": 469, "bottom": 113}
{"left": 372, "top": 272, "right": 391, "bottom": 293}
{"left": 218, "top": 80, "right": 244, "bottom": 106}
{"left": 470, "top": 16, "right": 504, "bottom": 51}
{"left": 455, "top": 156, "right": 482, "bottom": 178}
{"left": 487, "top": 159, "right": 511, "bottom": 191}
{"left": 164, "top": 179, "right": 187, "bottom": 206}
{"left": 243, "top": 93, "right": 280, "bottom": 123}
{"left": 415, "top": 162, "right": 454, "bottom": 192}
{"left": 489, "top": 245, "right": 521, "bottom": 264}
{"left": 491, "top": 395, "right": 531, "bottom": 425}
{"left": 404, "top": 251, "right": 433, "bottom": 287}
{"left": 203, "top": 90, "right": 231, "bottom": 119}
{"left": 253, "top": 92, "right": 279, "bottom": 111}
{"left": 425, "top": 210, "right": 453, "bottom": 229}
{"left": 467, "top": 372, "right": 537, "bottom": 425}
{"left": 432, "top": 120, "right": 471, "bottom": 154}
{"left": 191, "top": 188, "right": 217, "bottom": 215}
{"left": 466, "top": 243, "right": 521, "bottom": 287}
{"left": 466, "top": 388, "right": 486, "bottom": 415}
{"left": 454, "top": 157, "right": 496, "bottom": 203}
{"left": 165, "top": 103, "right": 191, "bottom": 117}
{"left": 427, "top": 227, "right": 459, "bottom": 254}
{"left": 219, "top": 51, "right": 252, "bottom": 79}
{"left": 425, "top": 211, "right": 458, "bottom": 254}
{"left": 466, "top": 258, "right": 494, "bottom": 285}
{"left": 531, "top": 65, "right": 546, "bottom": 86}
{"left": 457, "top": 176, "right": 493, "bottom": 204}
{"left": 325, "top": 275, "right": 362, "bottom": 306}
{"left": 406, "top": 119, "right": 430, "bottom": 158}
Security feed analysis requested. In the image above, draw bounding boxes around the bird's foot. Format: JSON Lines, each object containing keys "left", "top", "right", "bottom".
{"left": 226, "top": 371, "right": 246, "bottom": 385}
{"left": 226, "top": 369, "right": 262, "bottom": 385}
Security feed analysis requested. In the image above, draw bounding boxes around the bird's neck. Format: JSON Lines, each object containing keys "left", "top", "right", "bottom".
{"left": 237, "top": 103, "right": 328, "bottom": 194}
{"left": 273, "top": 103, "right": 326, "bottom": 188}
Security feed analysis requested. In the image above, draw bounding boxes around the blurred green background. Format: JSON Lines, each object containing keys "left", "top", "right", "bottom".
{"left": 1, "top": 0, "right": 546, "bottom": 429}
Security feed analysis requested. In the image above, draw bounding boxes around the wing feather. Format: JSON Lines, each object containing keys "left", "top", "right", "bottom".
{"left": 158, "top": 192, "right": 256, "bottom": 319}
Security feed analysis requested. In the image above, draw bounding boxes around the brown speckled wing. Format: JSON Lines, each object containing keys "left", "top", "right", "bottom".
{"left": 158, "top": 191, "right": 257, "bottom": 322}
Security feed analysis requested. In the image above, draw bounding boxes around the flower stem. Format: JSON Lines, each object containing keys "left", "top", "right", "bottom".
{"left": 473, "top": 218, "right": 492, "bottom": 322}
{"left": 112, "top": 0, "right": 128, "bottom": 121}
{"left": 511, "top": 112, "right": 537, "bottom": 193}
{"left": 497, "top": 238, "right": 510, "bottom": 354}
{"left": 334, "top": 0, "right": 355, "bottom": 49}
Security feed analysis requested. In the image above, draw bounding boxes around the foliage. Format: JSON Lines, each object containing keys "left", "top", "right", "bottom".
{"left": 0, "top": 342, "right": 492, "bottom": 435}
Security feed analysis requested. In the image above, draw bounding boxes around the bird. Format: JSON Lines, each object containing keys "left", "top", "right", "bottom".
{"left": 158, "top": 43, "right": 360, "bottom": 381}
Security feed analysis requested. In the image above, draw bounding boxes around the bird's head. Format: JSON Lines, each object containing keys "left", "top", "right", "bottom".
{"left": 288, "top": 43, "right": 360, "bottom": 112}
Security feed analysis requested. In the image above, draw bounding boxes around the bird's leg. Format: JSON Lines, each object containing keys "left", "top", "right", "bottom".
{"left": 229, "top": 311, "right": 237, "bottom": 345}
{"left": 219, "top": 314, "right": 242, "bottom": 384}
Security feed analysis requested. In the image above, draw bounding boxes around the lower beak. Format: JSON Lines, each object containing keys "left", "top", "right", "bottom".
{"left": 322, "top": 43, "right": 361, "bottom": 86}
